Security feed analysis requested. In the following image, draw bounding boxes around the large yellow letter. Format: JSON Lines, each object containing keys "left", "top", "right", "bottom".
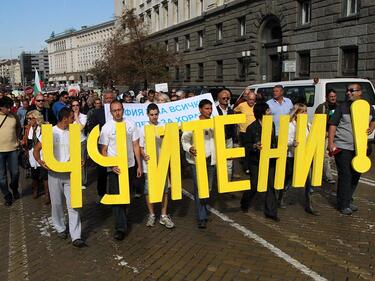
{"left": 257, "top": 115, "right": 289, "bottom": 192}
{"left": 292, "top": 114, "right": 326, "bottom": 187}
{"left": 181, "top": 119, "right": 214, "bottom": 199}
{"left": 214, "top": 114, "right": 250, "bottom": 193}
{"left": 145, "top": 123, "right": 182, "bottom": 203}
{"left": 87, "top": 123, "right": 130, "bottom": 204}
{"left": 42, "top": 124, "right": 82, "bottom": 208}
{"left": 351, "top": 99, "right": 372, "bottom": 173}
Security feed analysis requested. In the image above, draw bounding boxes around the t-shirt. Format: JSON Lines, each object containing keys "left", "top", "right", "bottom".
{"left": 267, "top": 97, "right": 293, "bottom": 136}
{"left": 328, "top": 100, "right": 375, "bottom": 150}
{"left": 39, "top": 125, "right": 70, "bottom": 162}
{"left": 99, "top": 119, "right": 139, "bottom": 169}
{"left": 0, "top": 113, "right": 19, "bottom": 152}
{"left": 234, "top": 102, "right": 255, "bottom": 133}
{"left": 139, "top": 122, "right": 163, "bottom": 173}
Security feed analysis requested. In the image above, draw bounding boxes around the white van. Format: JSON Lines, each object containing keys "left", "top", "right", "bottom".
{"left": 248, "top": 78, "right": 375, "bottom": 121}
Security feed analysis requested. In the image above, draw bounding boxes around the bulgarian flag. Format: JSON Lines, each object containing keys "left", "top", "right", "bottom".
{"left": 33, "top": 68, "right": 43, "bottom": 96}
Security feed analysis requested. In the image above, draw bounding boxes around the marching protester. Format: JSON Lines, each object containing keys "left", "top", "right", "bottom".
{"left": 287, "top": 103, "right": 318, "bottom": 215}
{"left": 216, "top": 88, "right": 236, "bottom": 180}
{"left": 26, "top": 93, "right": 56, "bottom": 126}
{"left": 315, "top": 89, "right": 337, "bottom": 185}
{"left": 70, "top": 99, "right": 88, "bottom": 189}
{"left": 0, "top": 96, "right": 21, "bottom": 206}
{"left": 88, "top": 91, "right": 115, "bottom": 201}
{"left": 240, "top": 102, "right": 279, "bottom": 221}
{"left": 99, "top": 100, "right": 142, "bottom": 240}
{"left": 182, "top": 99, "right": 216, "bottom": 229}
{"left": 26, "top": 110, "right": 49, "bottom": 203}
{"left": 17, "top": 98, "right": 29, "bottom": 128}
{"left": 328, "top": 83, "right": 375, "bottom": 215}
{"left": 140, "top": 103, "right": 175, "bottom": 228}
{"left": 266, "top": 85, "right": 293, "bottom": 208}
{"left": 234, "top": 91, "right": 256, "bottom": 174}
{"left": 52, "top": 91, "right": 69, "bottom": 119}
{"left": 33, "top": 107, "right": 86, "bottom": 247}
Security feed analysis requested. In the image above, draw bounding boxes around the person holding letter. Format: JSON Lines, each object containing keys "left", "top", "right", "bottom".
{"left": 99, "top": 100, "right": 142, "bottom": 240}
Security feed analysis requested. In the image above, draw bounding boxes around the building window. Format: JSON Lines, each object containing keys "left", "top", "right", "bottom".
{"left": 175, "top": 66, "right": 180, "bottom": 80}
{"left": 197, "top": 31, "right": 204, "bottom": 48}
{"left": 344, "top": 0, "right": 358, "bottom": 16}
{"left": 298, "top": 51, "right": 310, "bottom": 77}
{"left": 216, "top": 60, "right": 223, "bottom": 80}
{"left": 174, "top": 37, "right": 179, "bottom": 52}
{"left": 299, "top": 0, "right": 311, "bottom": 25}
{"left": 237, "top": 58, "right": 246, "bottom": 80}
{"left": 216, "top": 23, "right": 223, "bottom": 41}
{"left": 341, "top": 46, "right": 358, "bottom": 76}
{"left": 185, "top": 35, "right": 190, "bottom": 50}
{"left": 238, "top": 17, "right": 246, "bottom": 37}
{"left": 185, "top": 64, "right": 191, "bottom": 81}
{"left": 198, "top": 63, "right": 204, "bottom": 80}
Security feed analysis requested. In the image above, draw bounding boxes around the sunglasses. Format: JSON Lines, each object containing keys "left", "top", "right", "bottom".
{"left": 347, "top": 88, "right": 360, "bottom": 93}
{"left": 221, "top": 97, "right": 230, "bottom": 100}
{"left": 72, "top": 104, "right": 80, "bottom": 107}
{"left": 36, "top": 100, "right": 44, "bottom": 102}
{"left": 27, "top": 117, "right": 35, "bottom": 120}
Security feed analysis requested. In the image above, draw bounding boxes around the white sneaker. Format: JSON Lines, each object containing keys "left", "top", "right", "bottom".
{"left": 159, "top": 215, "right": 175, "bottom": 229}
{"left": 146, "top": 214, "right": 156, "bottom": 227}
{"left": 82, "top": 186, "right": 87, "bottom": 190}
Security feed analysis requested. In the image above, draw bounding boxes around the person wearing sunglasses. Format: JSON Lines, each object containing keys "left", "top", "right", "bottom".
{"left": 25, "top": 93, "right": 57, "bottom": 127}
{"left": 328, "top": 83, "right": 375, "bottom": 215}
{"left": 70, "top": 99, "right": 88, "bottom": 189}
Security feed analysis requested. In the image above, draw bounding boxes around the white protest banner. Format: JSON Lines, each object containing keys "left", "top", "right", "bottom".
{"left": 104, "top": 93, "right": 218, "bottom": 127}
{"left": 155, "top": 83, "right": 169, "bottom": 93}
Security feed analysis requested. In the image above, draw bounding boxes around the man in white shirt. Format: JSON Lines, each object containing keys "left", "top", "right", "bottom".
{"left": 99, "top": 100, "right": 142, "bottom": 241}
{"left": 140, "top": 103, "right": 175, "bottom": 229}
{"left": 181, "top": 99, "right": 216, "bottom": 229}
{"left": 33, "top": 107, "right": 85, "bottom": 248}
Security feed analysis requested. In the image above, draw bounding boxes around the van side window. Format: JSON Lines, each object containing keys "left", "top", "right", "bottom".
{"left": 284, "top": 86, "right": 315, "bottom": 106}
{"left": 325, "top": 82, "right": 375, "bottom": 105}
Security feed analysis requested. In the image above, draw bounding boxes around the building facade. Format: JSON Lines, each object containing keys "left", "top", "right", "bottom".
{"left": 0, "top": 59, "right": 22, "bottom": 85}
{"left": 19, "top": 49, "right": 49, "bottom": 85}
{"left": 115, "top": 0, "right": 375, "bottom": 94}
{"left": 45, "top": 20, "right": 115, "bottom": 84}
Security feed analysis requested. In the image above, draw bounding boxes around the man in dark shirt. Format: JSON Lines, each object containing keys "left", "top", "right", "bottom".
{"left": 328, "top": 83, "right": 375, "bottom": 215}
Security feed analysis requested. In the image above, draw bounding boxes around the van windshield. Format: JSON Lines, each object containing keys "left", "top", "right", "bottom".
{"left": 326, "top": 82, "right": 375, "bottom": 105}
{"left": 257, "top": 86, "right": 315, "bottom": 106}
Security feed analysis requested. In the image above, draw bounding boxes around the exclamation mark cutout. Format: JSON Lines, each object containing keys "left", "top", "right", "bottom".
{"left": 351, "top": 99, "right": 372, "bottom": 173}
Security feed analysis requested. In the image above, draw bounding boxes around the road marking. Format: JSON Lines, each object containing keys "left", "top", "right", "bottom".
{"left": 8, "top": 199, "right": 30, "bottom": 281}
{"left": 182, "top": 189, "right": 328, "bottom": 281}
{"left": 332, "top": 171, "right": 375, "bottom": 186}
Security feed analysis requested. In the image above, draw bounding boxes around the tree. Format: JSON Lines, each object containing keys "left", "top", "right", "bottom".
{"left": 91, "top": 9, "right": 178, "bottom": 89}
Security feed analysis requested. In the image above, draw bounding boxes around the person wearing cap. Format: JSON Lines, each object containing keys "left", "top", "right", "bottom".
{"left": 0, "top": 96, "right": 22, "bottom": 206}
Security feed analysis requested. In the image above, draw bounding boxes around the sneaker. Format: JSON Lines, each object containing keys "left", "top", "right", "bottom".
{"left": 13, "top": 190, "right": 20, "bottom": 200}
{"left": 340, "top": 208, "right": 353, "bottom": 215}
{"left": 4, "top": 200, "right": 12, "bottom": 207}
{"left": 82, "top": 186, "right": 87, "bottom": 190}
{"left": 57, "top": 230, "right": 68, "bottom": 240}
{"left": 134, "top": 193, "right": 142, "bottom": 199}
{"left": 349, "top": 204, "right": 358, "bottom": 212}
{"left": 197, "top": 220, "right": 206, "bottom": 229}
{"left": 72, "top": 239, "right": 87, "bottom": 248}
{"left": 327, "top": 179, "right": 336, "bottom": 184}
{"left": 146, "top": 214, "right": 156, "bottom": 227}
{"left": 159, "top": 215, "right": 175, "bottom": 229}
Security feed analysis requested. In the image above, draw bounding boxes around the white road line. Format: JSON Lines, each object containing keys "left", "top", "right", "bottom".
{"left": 331, "top": 171, "right": 375, "bottom": 187}
{"left": 8, "top": 199, "right": 30, "bottom": 281}
{"left": 182, "top": 189, "right": 328, "bottom": 281}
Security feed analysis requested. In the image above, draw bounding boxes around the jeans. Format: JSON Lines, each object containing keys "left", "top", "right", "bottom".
{"left": 190, "top": 161, "right": 215, "bottom": 222}
{"left": 0, "top": 150, "right": 19, "bottom": 201}
{"left": 334, "top": 149, "right": 361, "bottom": 210}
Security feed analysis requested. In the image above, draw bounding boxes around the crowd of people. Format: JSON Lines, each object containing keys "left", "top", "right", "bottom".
{"left": 0, "top": 83, "right": 373, "bottom": 247}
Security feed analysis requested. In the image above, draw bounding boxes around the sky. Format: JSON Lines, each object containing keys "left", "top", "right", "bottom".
{"left": 0, "top": 0, "right": 114, "bottom": 59}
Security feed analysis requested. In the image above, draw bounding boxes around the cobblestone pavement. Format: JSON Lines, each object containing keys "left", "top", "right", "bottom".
{"left": 1, "top": 159, "right": 374, "bottom": 281}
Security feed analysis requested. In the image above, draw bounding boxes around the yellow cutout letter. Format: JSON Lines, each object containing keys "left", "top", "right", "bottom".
{"left": 351, "top": 99, "right": 372, "bottom": 173}
{"left": 292, "top": 114, "right": 326, "bottom": 187}
{"left": 87, "top": 123, "right": 130, "bottom": 204}
{"left": 181, "top": 119, "right": 214, "bottom": 199}
{"left": 214, "top": 114, "right": 250, "bottom": 193}
{"left": 257, "top": 115, "right": 289, "bottom": 192}
{"left": 145, "top": 123, "right": 181, "bottom": 203}
{"left": 42, "top": 124, "right": 82, "bottom": 208}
